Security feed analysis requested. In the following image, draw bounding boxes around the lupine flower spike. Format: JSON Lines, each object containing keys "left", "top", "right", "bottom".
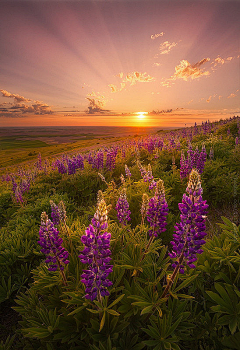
{"left": 125, "top": 164, "right": 131, "bottom": 179}
{"left": 50, "top": 200, "right": 60, "bottom": 226}
{"left": 79, "top": 195, "right": 113, "bottom": 302}
{"left": 38, "top": 212, "right": 69, "bottom": 286}
{"left": 141, "top": 180, "right": 168, "bottom": 261}
{"left": 163, "top": 169, "right": 208, "bottom": 298}
{"left": 98, "top": 173, "right": 108, "bottom": 186}
{"left": 116, "top": 188, "right": 131, "bottom": 226}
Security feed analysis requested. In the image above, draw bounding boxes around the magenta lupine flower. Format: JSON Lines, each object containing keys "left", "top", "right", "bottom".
{"left": 38, "top": 212, "right": 69, "bottom": 272}
{"left": 116, "top": 188, "right": 131, "bottom": 225}
{"left": 125, "top": 165, "right": 131, "bottom": 178}
{"left": 169, "top": 169, "right": 208, "bottom": 274}
{"left": 146, "top": 180, "right": 168, "bottom": 238}
{"left": 79, "top": 198, "right": 113, "bottom": 301}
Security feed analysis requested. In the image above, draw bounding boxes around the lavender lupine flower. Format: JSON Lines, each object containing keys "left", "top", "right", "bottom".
{"left": 146, "top": 180, "right": 168, "bottom": 238}
{"left": 38, "top": 212, "right": 69, "bottom": 274}
{"left": 79, "top": 197, "right": 113, "bottom": 301}
{"left": 116, "top": 188, "right": 131, "bottom": 225}
{"left": 180, "top": 151, "right": 188, "bottom": 179}
{"left": 169, "top": 169, "right": 208, "bottom": 274}
{"left": 125, "top": 165, "right": 131, "bottom": 178}
{"left": 50, "top": 200, "right": 60, "bottom": 225}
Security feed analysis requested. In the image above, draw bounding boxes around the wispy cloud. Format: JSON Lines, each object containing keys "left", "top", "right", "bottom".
{"left": 227, "top": 89, "right": 239, "bottom": 98}
{"left": 149, "top": 107, "right": 184, "bottom": 115}
{"left": 109, "top": 71, "right": 155, "bottom": 93}
{"left": 211, "top": 55, "right": 235, "bottom": 70}
{"left": 151, "top": 32, "right": 164, "bottom": 40}
{"left": 159, "top": 41, "right": 177, "bottom": 55}
{"left": 161, "top": 58, "right": 210, "bottom": 86}
{"left": 0, "top": 89, "right": 52, "bottom": 117}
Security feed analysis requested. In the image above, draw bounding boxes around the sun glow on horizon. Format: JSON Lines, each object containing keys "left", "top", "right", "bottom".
{"left": 136, "top": 111, "right": 148, "bottom": 120}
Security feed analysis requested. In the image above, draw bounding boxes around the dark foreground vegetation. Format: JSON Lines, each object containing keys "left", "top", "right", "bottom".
{"left": 0, "top": 117, "right": 239, "bottom": 350}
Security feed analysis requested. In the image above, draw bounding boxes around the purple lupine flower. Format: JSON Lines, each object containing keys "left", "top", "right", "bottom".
{"left": 106, "top": 150, "right": 116, "bottom": 171}
{"left": 50, "top": 200, "right": 60, "bottom": 225}
{"left": 67, "top": 158, "right": 76, "bottom": 175}
{"left": 116, "top": 188, "right": 131, "bottom": 225}
{"left": 235, "top": 137, "right": 239, "bottom": 146}
{"left": 169, "top": 169, "right": 208, "bottom": 274}
{"left": 180, "top": 151, "right": 188, "bottom": 179}
{"left": 146, "top": 180, "right": 168, "bottom": 238}
{"left": 79, "top": 197, "right": 113, "bottom": 301}
{"left": 38, "top": 212, "right": 69, "bottom": 272}
{"left": 125, "top": 165, "right": 131, "bottom": 178}
{"left": 56, "top": 159, "right": 67, "bottom": 174}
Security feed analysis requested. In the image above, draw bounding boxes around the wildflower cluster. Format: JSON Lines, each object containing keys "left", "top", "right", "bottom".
{"left": 180, "top": 144, "right": 207, "bottom": 179}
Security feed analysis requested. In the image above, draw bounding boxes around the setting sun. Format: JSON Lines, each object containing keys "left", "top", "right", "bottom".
{"left": 136, "top": 112, "right": 148, "bottom": 120}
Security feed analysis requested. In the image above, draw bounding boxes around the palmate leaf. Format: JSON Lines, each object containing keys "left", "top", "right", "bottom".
{"left": 207, "top": 283, "right": 240, "bottom": 334}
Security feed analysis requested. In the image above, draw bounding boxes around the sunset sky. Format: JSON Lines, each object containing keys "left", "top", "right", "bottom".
{"left": 0, "top": 0, "right": 239, "bottom": 127}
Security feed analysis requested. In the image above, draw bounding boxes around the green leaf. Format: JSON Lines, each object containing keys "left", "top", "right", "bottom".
{"left": 107, "top": 309, "right": 120, "bottom": 316}
{"left": 173, "top": 275, "right": 198, "bottom": 293}
{"left": 140, "top": 305, "right": 153, "bottom": 315}
{"left": 99, "top": 312, "right": 106, "bottom": 332}
{"left": 108, "top": 294, "right": 125, "bottom": 309}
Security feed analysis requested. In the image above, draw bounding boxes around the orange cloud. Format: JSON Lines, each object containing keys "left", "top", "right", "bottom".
{"left": 161, "top": 58, "right": 210, "bottom": 86}
{"left": 151, "top": 32, "right": 164, "bottom": 40}
{"left": 124, "top": 71, "right": 155, "bottom": 85}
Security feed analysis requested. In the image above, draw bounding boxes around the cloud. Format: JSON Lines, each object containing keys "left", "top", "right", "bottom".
{"left": 159, "top": 41, "right": 177, "bottom": 55}
{"left": 0, "top": 89, "right": 52, "bottom": 117}
{"left": 206, "top": 96, "right": 212, "bottom": 103}
{"left": 150, "top": 109, "right": 173, "bottom": 114}
{"left": 211, "top": 55, "right": 235, "bottom": 70}
{"left": 173, "top": 59, "right": 210, "bottom": 81}
{"left": 0, "top": 89, "right": 31, "bottom": 103}
{"left": 151, "top": 32, "right": 164, "bottom": 40}
{"left": 86, "top": 92, "right": 110, "bottom": 114}
{"left": 109, "top": 71, "right": 155, "bottom": 93}
{"left": 153, "top": 63, "right": 161, "bottom": 67}
{"left": 161, "top": 58, "right": 210, "bottom": 86}
{"left": 108, "top": 84, "right": 118, "bottom": 93}
{"left": 124, "top": 72, "right": 155, "bottom": 85}
{"left": 228, "top": 93, "right": 237, "bottom": 98}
